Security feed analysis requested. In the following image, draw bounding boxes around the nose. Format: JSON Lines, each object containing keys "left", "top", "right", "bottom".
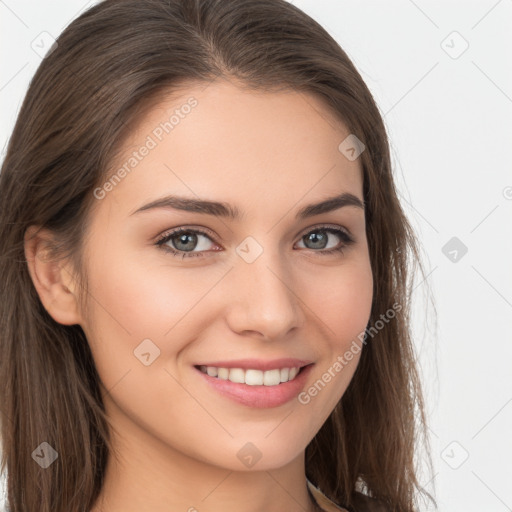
{"left": 223, "top": 247, "right": 303, "bottom": 341}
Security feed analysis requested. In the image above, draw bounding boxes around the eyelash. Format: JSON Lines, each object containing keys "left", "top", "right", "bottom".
{"left": 155, "top": 225, "right": 355, "bottom": 259}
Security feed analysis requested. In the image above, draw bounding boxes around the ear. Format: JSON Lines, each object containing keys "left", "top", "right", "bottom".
{"left": 24, "top": 225, "right": 83, "bottom": 326}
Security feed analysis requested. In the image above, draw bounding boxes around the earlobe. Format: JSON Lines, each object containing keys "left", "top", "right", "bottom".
{"left": 24, "top": 225, "right": 83, "bottom": 326}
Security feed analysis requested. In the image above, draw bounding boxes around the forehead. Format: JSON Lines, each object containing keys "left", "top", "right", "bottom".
{"left": 101, "top": 79, "right": 364, "bottom": 218}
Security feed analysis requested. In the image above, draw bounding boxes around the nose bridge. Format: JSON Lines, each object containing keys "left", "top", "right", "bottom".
{"left": 225, "top": 237, "right": 302, "bottom": 338}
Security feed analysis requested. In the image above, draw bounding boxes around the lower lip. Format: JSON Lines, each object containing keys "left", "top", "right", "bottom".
{"left": 195, "top": 364, "right": 314, "bottom": 408}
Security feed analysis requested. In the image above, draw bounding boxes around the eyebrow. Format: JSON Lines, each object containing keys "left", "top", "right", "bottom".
{"left": 130, "top": 192, "right": 364, "bottom": 220}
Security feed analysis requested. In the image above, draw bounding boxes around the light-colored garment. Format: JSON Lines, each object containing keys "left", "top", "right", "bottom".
{"left": 307, "top": 479, "right": 349, "bottom": 511}
{"left": 307, "top": 479, "right": 389, "bottom": 512}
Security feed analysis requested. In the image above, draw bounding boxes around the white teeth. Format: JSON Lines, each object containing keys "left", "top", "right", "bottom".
{"left": 206, "top": 366, "right": 218, "bottom": 377}
{"left": 263, "top": 369, "right": 281, "bottom": 386}
{"left": 217, "top": 367, "right": 229, "bottom": 380}
{"left": 198, "top": 365, "right": 302, "bottom": 386}
{"left": 245, "top": 369, "right": 263, "bottom": 385}
{"left": 228, "top": 368, "right": 245, "bottom": 383}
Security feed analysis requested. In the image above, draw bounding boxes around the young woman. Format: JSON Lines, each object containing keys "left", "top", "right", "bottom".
{"left": 0, "top": 1, "right": 436, "bottom": 511}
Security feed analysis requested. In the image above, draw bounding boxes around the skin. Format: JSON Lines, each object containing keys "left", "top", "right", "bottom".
{"left": 25, "top": 78, "right": 373, "bottom": 512}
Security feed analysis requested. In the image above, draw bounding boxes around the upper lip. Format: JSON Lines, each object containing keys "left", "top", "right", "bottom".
{"left": 194, "top": 358, "right": 313, "bottom": 372}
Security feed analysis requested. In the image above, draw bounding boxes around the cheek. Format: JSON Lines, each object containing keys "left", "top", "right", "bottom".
{"left": 85, "top": 241, "right": 217, "bottom": 335}
{"left": 307, "top": 258, "right": 373, "bottom": 345}
{"left": 294, "top": 260, "right": 372, "bottom": 421}
{"left": 81, "top": 243, "right": 228, "bottom": 384}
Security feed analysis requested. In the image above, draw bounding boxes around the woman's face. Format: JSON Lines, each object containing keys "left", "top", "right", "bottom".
{"left": 79, "top": 79, "right": 373, "bottom": 471}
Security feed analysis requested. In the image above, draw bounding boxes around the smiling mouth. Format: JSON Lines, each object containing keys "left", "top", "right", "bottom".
{"left": 194, "top": 364, "right": 308, "bottom": 386}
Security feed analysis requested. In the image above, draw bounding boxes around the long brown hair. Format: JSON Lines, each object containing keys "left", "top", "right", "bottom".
{"left": 0, "top": 1, "right": 436, "bottom": 510}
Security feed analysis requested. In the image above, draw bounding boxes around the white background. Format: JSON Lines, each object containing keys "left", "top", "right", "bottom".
{"left": 1, "top": 1, "right": 511, "bottom": 511}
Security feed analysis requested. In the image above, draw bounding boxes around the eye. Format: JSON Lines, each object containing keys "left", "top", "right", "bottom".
{"left": 155, "top": 227, "right": 218, "bottom": 259}
{"left": 155, "top": 224, "right": 355, "bottom": 259}
{"left": 296, "top": 225, "right": 355, "bottom": 256}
